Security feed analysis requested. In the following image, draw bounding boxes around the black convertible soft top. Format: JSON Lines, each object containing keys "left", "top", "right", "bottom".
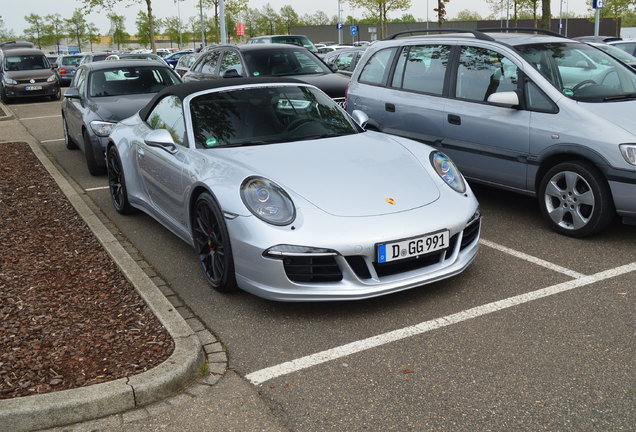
{"left": 139, "top": 77, "right": 304, "bottom": 121}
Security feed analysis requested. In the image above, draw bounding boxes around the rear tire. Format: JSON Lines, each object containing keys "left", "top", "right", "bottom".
{"left": 63, "top": 118, "right": 78, "bottom": 150}
{"left": 83, "top": 130, "right": 106, "bottom": 176}
{"left": 538, "top": 161, "right": 615, "bottom": 238}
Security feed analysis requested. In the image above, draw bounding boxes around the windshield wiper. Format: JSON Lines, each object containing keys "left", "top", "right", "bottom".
{"left": 603, "top": 93, "right": 636, "bottom": 101}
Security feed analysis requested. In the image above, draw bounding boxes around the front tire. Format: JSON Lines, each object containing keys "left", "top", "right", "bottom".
{"left": 107, "top": 146, "right": 135, "bottom": 214}
{"left": 0, "top": 85, "right": 12, "bottom": 104}
{"left": 83, "top": 130, "right": 106, "bottom": 176}
{"left": 192, "top": 193, "right": 238, "bottom": 293}
{"left": 538, "top": 161, "right": 615, "bottom": 237}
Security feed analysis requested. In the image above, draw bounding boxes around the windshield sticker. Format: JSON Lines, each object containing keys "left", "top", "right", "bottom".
{"left": 205, "top": 137, "right": 218, "bottom": 147}
{"left": 253, "top": 71, "right": 260, "bottom": 76}
{"left": 563, "top": 88, "right": 574, "bottom": 96}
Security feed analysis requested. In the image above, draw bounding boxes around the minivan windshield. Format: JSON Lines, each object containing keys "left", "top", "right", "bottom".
{"left": 4, "top": 55, "right": 50, "bottom": 71}
{"left": 516, "top": 42, "right": 636, "bottom": 102}
{"left": 190, "top": 85, "right": 358, "bottom": 148}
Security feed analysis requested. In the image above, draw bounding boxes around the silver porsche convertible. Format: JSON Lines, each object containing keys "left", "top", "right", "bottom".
{"left": 107, "top": 78, "right": 481, "bottom": 301}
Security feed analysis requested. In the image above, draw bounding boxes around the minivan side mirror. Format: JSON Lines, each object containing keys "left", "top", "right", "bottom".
{"left": 63, "top": 87, "right": 81, "bottom": 99}
{"left": 487, "top": 91, "right": 519, "bottom": 108}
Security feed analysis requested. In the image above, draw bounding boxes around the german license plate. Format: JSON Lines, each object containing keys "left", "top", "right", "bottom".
{"left": 25, "top": 85, "right": 42, "bottom": 91}
{"left": 377, "top": 230, "right": 449, "bottom": 263}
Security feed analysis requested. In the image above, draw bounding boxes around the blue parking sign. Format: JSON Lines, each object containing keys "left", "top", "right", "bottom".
{"left": 350, "top": 25, "right": 358, "bottom": 36}
{"left": 337, "top": 23, "right": 343, "bottom": 30}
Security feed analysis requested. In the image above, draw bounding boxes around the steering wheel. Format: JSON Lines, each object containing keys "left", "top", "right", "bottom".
{"left": 572, "top": 80, "right": 597, "bottom": 92}
{"left": 284, "top": 118, "right": 312, "bottom": 132}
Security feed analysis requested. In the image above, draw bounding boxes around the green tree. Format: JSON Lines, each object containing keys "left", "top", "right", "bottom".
{"left": 243, "top": 8, "right": 261, "bottom": 38}
{"left": 257, "top": 4, "right": 281, "bottom": 34}
{"left": 453, "top": 9, "right": 482, "bottom": 21}
{"left": 83, "top": 0, "right": 159, "bottom": 52}
{"left": 85, "top": 23, "right": 101, "bottom": 52}
{"left": 0, "top": 16, "right": 16, "bottom": 41}
{"left": 598, "top": 0, "right": 636, "bottom": 36}
{"left": 43, "top": 14, "right": 66, "bottom": 53}
{"left": 541, "top": 0, "right": 551, "bottom": 29}
{"left": 108, "top": 13, "right": 128, "bottom": 50}
{"left": 65, "top": 9, "right": 89, "bottom": 52}
{"left": 279, "top": 5, "right": 299, "bottom": 34}
{"left": 391, "top": 13, "right": 416, "bottom": 22}
{"left": 187, "top": 15, "right": 203, "bottom": 48}
{"left": 348, "top": 0, "right": 411, "bottom": 38}
{"left": 23, "top": 14, "right": 46, "bottom": 48}
{"left": 164, "top": 16, "right": 188, "bottom": 48}
{"left": 136, "top": 11, "right": 162, "bottom": 47}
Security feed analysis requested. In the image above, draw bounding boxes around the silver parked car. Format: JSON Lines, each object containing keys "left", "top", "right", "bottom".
{"left": 347, "top": 29, "right": 636, "bottom": 237}
{"left": 106, "top": 79, "right": 481, "bottom": 301}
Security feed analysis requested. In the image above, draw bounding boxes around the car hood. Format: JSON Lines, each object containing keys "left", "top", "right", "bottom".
{"left": 220, "top": 133, "right": 440, "bottom": 217}
{"left": 291, "top": 73, "right": 349, "bottom": 98}
{"left": 6, "top": 69, "right": 55, "bottom": 80}
{"left": 581, "top": 99, "right": 636, "bottom": 136}
{"left": 88, "top": 94, "right": 156, "bottom": 122}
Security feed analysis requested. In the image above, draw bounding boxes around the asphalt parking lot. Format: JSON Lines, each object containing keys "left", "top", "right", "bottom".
{"left": 6, "top": 96, "right": 636, "bottom": 431}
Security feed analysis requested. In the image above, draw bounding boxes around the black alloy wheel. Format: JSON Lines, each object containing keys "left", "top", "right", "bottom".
{"left": 192, "top": 193, "right": 238, "bottom": 292}
{"left": 107, "top": 146, "right": 134, "bottom": 214}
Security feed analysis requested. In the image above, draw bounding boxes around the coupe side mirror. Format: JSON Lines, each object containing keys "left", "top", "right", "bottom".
{"left": 63, "top": 87, "right": 81, "bottom": 99}
{"left": 350, "top": 110, "right": 369, "bottom": 129}
{"left": 144, "top": 129, "right": 178, "bottom": 154}
{"left": 222, "top": 69, "right": 241, "bottom": 79}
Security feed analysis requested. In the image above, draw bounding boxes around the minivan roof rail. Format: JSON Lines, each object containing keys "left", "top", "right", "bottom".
{"left": 383, "top": 29, "right": 495, "bottom": 42}
{"left": 478, "top": 28, "right": 566, "bottom": 38}
{"left": 0, "top": 40, "right": 35, "bottom": 50}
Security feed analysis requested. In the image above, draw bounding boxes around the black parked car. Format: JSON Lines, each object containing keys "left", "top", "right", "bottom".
{"left": 182, "top": 43, "right": 349, "bottom": 106}
{"left": 61, "top": 60, "right": 181, "bottom": 175}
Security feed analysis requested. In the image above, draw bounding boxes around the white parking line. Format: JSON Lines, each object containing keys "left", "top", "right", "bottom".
{"left": 480, "top": 239, "right": 586, "bottom": 279}
{"left": 246, "top": 262, "right": 636, "bottom": 385}
{"left": 20, "top": 115, "right": 62, "bottom": 120}
{"left": 85, "top": 186, "right": 110, "bottom": 192}
{"left": 41, "top": 138, "right": 65, "bottom": 143}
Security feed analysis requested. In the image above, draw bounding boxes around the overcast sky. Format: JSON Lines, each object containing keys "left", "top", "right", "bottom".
{"left": 3, "top": 0, "right": 593, "bottom": 36}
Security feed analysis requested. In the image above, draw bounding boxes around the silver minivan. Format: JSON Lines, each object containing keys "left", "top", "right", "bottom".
{"left": 346, "top": 29, "right": 636, "bottom": 237}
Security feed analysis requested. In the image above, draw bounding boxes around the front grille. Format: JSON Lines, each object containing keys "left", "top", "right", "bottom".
{"left": 460, "top": 219, "right": 480, "bottom": 250}
{"left": 283, "top": 256, "right": 343, "bottom": 283}
{"left": 373, "top": 251, "right": 443, "bottom": 278}
{"left": 17, "top": 78, "right": 48, "bottom": 84}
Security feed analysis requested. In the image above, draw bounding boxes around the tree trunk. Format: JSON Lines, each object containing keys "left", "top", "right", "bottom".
{"left": 541, "top": 0, "right": 551, "bottom": 30}
{"left": 147, "top": 0, "right": 156, "bottom": 53}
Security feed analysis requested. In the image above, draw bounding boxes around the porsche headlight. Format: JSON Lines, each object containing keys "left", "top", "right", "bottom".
{"left": 619, "top": 144, "right": 636, "bottom": 166}
{"left": 3, "top": 76, "right": 17, "bottom": 85}
{"left": 90, "top": 120, "right": 117, "bottom": 137}
{"left": 46, "top": 74, "right": 57, "bottom": 82}
{"left": 430, "top": 151, "right": 466, "bottom": 193}
{"left": 240, "top": 177, "right": 295, "bottom": 225}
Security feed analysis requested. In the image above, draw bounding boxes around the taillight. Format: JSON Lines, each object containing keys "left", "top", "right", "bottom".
{"left": 59, "top": 67, "right": 67, "bottom": 75}
{"left": 345, "top": 81, "right": 350, "bottom": 107}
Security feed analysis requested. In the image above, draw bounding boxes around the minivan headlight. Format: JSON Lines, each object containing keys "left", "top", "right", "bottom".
{"left": 430, "top": 151, "right": 466, "bottom": 193}
{"left": 240, "top": 177, "right": 295, "bottom": 226}
{"left": 3, "top": 76, "right": 17, "bottom": 85}
{"left": 619, "top": 144, "right": 636, "bottom": 166}
{"left": 90, "top": 121, "right": 117, "bottom": 137}
{"left": 46, "top": 74, "right": 57, "bottom": 82}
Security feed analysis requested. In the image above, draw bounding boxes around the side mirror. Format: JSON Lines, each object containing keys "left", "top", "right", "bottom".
{"left": 328, "top": 64, "right": 338, "bottom": 73}
{"left": 486, "top": 91, "right": 519, "bottom": 108}
{"left": 51, "top": 63, "right": 58, "bottom": 69}
{"left": 350, "top": 109, "right": 369, "bottom": 129}
{"left": 63, "top": 87, "right": 81, "bottom": 99}
{"left": 222, "top": 69, "right": 241, "bottom": 78}
{"left": 144, "top": 129, "right": 178, "bottom": 153}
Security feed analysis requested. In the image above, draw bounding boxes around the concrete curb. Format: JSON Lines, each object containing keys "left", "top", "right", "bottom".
{"left": 0, "top": 112, "right": 206, "bottom": 431}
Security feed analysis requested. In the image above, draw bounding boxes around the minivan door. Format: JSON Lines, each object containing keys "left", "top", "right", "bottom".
{"left": 442, "top": 45, "right": 530, "bottom": 191}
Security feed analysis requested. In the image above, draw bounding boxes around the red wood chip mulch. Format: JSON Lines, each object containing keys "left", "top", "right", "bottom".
{"left": 0, "top": 142, "right": 174, "bottom": 399}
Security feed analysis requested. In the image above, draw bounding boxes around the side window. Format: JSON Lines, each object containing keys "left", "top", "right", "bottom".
{"left": 219, "top": 51, "right": 243, "bottom": 76}
{"left": 455, "top": 46, "right": 519, "bottom": 103}
{"left": 525, "top": 80, "right": 557, "bottom": 113}
{"left": 146, "top": 96, "right": 187, "bottom": 146}
{"left": 358, "top": 48, "right": 395, "bottom": 86}
{"left": 75, "top": 68, "right": 87, "bottom": 93}
{"left": 392, "top": 45, "right": 450, "bottom": 95}
{"left": 336, "top": 52, "right": 355, "bottom": 72}
{"left": 199, "top": 51, "right": 221, "bottom": 74}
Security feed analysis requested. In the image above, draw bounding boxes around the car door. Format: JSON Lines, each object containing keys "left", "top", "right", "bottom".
{"left": 136, "top": 95, "right": 190, "bottom": 229}
{"left": 442, "top": 45, "right": 530, "bottom": 190}
{"left": 64, "top": 67, "right": 88, "bottom": 148}
{"left": 183, "top": 50, "right": 221, "bottom": 81}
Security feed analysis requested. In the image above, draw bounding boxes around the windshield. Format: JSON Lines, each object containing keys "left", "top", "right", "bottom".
{"left": 271, "top": 36, "right": 317, "bottom": 53}
{"left": 190, "top": 85, "right": 359, "bottom": 148}
{"left": 516, "top": 42, "right": 636, "bottom": 102}
{"left": 89, "top": 66, "right": 180, "bottom": 97}
{"left": 61, "top": 56, "right": 83, "bottom": 66}
{"left": 4, "top": 55, "right": 50, "bottom": 71}
{"left": 243, "top": 49, "right": 330, "bottom": 77}
{"left": 595, "top": 44, "right": 636, "bottom": 63}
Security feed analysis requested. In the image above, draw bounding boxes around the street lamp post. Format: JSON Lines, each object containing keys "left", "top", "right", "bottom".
{"left": 175, "top": 0, "right": 183, "bottom": 48}
{"left": 219, "top": 0, "right": 227, "bottom": 44}
{"left": 199, "top": 0, "right": 205, "bottom": 48}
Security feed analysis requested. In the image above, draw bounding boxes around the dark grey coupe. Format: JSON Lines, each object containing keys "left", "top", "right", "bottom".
{"left": 61, "top": 60, "right": 181, "bottom": 175}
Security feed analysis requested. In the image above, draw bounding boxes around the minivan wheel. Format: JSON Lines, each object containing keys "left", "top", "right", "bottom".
{"left": 0, "top": 85, "right": 12, "bottom": 104}
{"left": 538, "top": 161, "right": 615, "bottom": 238}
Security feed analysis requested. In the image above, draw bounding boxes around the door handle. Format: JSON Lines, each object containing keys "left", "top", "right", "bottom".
{"left": 385, "top": 103, "right": 395, "bottom": 112}
{"left": 448, "top": 114, "right": 461, "bottom": 125}
{"left": 137, "top": 147, "right": 145, "bottom": 158}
